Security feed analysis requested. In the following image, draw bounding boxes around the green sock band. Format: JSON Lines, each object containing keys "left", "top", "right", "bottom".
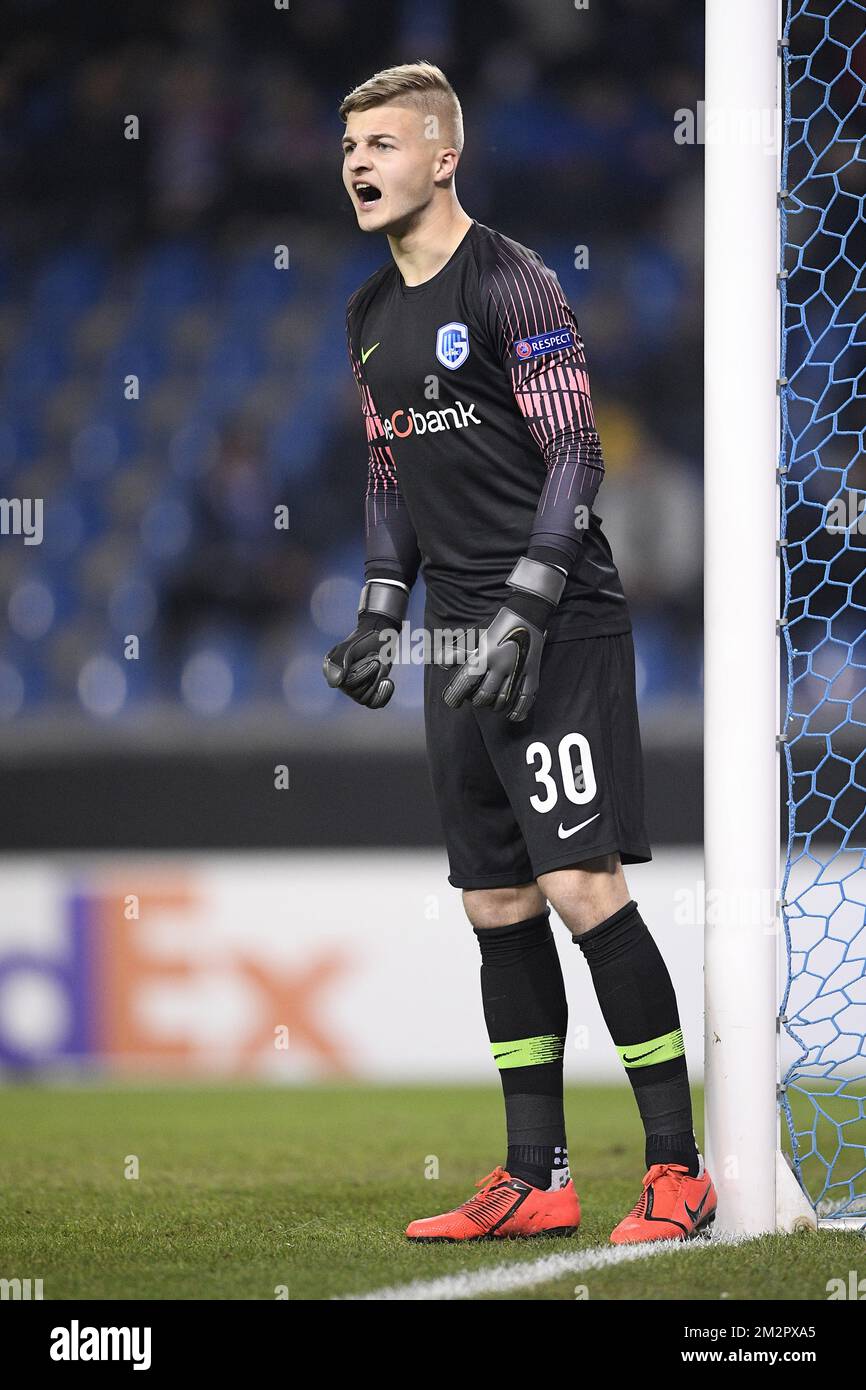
{"left": 491, "top": 1034, "right": 565, "bottom": 1069}
{"left": 616, "top": 1027, "right": 684, "bottom": 1069}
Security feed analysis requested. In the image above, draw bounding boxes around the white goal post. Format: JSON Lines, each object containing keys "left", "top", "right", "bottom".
{"left": 703, "top": 0, "right": 814, "bottom": 1236}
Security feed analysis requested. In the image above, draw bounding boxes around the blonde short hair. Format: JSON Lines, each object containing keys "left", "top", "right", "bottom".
{"left": 339, "top": 60, "right": 464, "bottom": 154}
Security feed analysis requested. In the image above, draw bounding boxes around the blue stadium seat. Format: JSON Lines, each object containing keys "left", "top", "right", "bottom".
{"left": 135, "top": 241, "right": 213, "bottom": 311}
{"left": 267, "top": 408, "right": 322, "bottom": 484}
{"left": 624, "top": 241, "right": 684, "bottom": 345}
{"left": 29, "top": 247, "right": 107, "bottom": 325}
{"left": 2, "top": 335, "right": 68, "bottom": 406}
{"left": 101, "top": 329, "right": 168, "bottom": 393}
{"left": 0, "top": 417, "right": 42, "bottom": 477}
{"left": 223, "top": 249, "right": 295, "bottom": 321}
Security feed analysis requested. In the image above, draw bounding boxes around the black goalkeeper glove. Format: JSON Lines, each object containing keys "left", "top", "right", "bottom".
{"left": 322, "top": 578, "right": 409, "bottom": 709}
{"left": 441, "top": 556, "right": 567, "bottom": 722}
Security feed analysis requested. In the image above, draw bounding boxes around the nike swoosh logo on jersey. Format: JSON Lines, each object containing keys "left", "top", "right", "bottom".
{"left": 361, "top": 342, "right": 380, "bottom": 364}
{"left": 684, "top": 1187, "right": 709, "bottom": 1225}
{"left": 492, "top": 1049, "right": 520, "bottom": 1061}
{"left": 557, "top": 813, "right": 600, "bottom": 839}
{"left": 622, "top": 1044, "right": 663, "bottom": 1064}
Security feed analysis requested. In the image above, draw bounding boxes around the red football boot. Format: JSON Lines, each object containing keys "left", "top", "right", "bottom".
{"left": 610, "top": 1156, "right": 717, "bottom": 1244}
{"left": 405, "top": 1165, "right": 581, "bottom": 1242}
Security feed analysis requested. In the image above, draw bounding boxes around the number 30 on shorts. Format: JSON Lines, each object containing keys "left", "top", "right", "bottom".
{"left": 526, "top": 733, "right": 597, "bottom": 813}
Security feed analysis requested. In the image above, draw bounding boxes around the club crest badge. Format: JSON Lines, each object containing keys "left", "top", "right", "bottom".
{"left": 435, "top": 321, "right": 470, "bottom": 371}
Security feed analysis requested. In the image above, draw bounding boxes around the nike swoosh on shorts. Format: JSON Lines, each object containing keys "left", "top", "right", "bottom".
{"left": 557, "top": 813, "right": 600, "bottom": 839}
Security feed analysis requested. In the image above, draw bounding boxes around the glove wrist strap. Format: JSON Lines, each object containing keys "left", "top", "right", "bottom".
{"left": 358, "top": 578, "right": 410, "bottom": 623}
{"left": 506, "top": 555, "right": 567, "bottom": 607}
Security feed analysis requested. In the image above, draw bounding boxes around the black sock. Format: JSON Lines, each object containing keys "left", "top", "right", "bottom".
{"left": 574, "top": 900, "right": 699, "bottom": 1177}
{"left": 474, "top": 908, "right": 569, "bottom": 1190}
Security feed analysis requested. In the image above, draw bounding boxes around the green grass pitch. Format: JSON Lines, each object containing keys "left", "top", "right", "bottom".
{"left": 0, "top": 1084, "right": 862, "bottom": 1300}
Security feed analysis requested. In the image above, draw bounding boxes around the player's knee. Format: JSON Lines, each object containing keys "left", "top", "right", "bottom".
{"left": 462, "top": 882, "right": 546, "bottom": 929}
{"left": 538, "top": 856, "right": 630, "bottom": 935}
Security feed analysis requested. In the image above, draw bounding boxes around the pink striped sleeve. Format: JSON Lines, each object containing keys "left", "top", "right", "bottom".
{"left": 483, "top": 247, "right": 605, "bottom": 564}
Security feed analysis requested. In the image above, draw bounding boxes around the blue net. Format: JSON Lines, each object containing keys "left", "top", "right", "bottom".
{"left": 779, "top": 0, "right": 866, "bottom": 1222}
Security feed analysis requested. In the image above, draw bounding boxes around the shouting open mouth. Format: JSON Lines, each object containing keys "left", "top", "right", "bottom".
{"left": 353, "top": 181, "right": 383, "bottom": 208}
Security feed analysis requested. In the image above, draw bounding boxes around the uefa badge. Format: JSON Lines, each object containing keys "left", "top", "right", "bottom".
{"left": 435, "top": 321, "right": 470, "bottom": 371}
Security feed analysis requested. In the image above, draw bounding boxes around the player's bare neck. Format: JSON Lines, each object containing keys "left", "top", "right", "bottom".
{"left": 390, "top": 205, "right": 474, "bottom": 288}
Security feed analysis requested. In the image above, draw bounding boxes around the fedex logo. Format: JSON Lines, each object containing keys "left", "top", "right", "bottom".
{"left": 0, "top": 880, "right": 353, "bottom": 1076}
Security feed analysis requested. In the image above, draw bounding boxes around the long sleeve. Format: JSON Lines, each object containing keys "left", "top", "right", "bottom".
{"left": 482, "top": 248, "right": 605, "bottom": 571}
{"left": 346, "top": 316, "right": 422, "bottom": 588}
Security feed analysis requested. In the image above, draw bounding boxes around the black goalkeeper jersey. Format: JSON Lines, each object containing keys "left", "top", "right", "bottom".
{"left": 345, "top": 218, "right": 631, "bottom": 642}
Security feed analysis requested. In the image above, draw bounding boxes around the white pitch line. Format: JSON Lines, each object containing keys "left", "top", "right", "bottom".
{"left": 342, "top": 1230, "right": 752, "bottom": 1301}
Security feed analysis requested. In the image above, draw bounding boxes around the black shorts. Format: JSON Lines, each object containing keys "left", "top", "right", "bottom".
{"left": 423, "top": 631, "right": 652, "bottom": 889}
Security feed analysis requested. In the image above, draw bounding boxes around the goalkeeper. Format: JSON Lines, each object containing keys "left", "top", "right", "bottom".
{"left": 324, "top": 60, "right": 716, "bottom": 1245}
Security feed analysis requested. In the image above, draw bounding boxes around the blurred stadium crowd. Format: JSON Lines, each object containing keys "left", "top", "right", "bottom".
{"left": 0, "top": 0, "right": 704, "bottom": 737}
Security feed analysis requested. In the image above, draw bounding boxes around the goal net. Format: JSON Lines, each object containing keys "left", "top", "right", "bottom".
{"left": 778, "top": 0, "right": 866, "bottom": 1226}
